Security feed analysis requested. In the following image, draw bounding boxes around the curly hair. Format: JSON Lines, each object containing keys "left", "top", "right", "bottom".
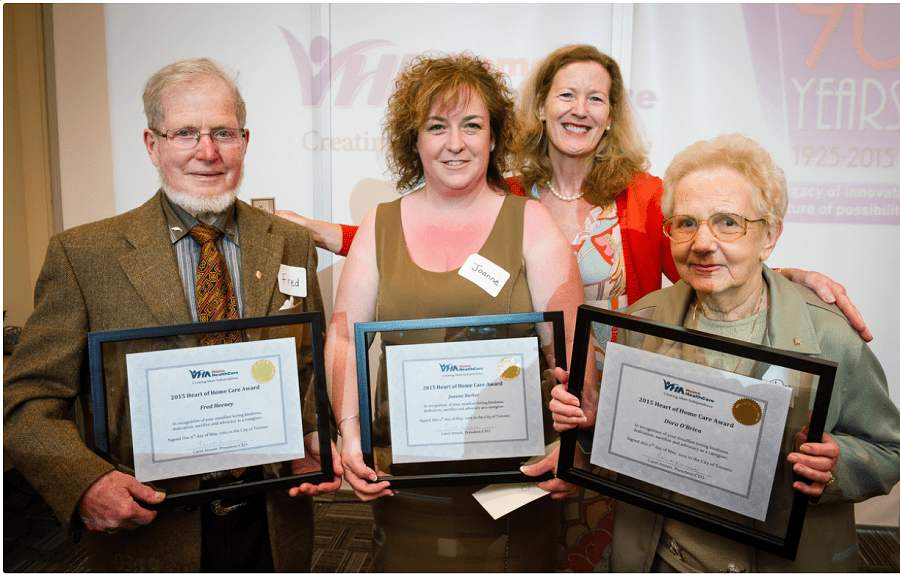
{"left": 383, "top": 53, "right": 516, "bottom": 193}
{"left": 143, "top": 58, "right": 246, "bottom": 131}
{"left": 662, "top": 133, "right": 788, "bottom": 225}
{"left": 513, "top": 45, "right": 648, "bottom": 206}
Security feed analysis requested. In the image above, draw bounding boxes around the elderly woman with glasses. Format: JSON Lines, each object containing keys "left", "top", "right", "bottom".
{"left": 552, "top": 133, "right": 900, "bottom": 572}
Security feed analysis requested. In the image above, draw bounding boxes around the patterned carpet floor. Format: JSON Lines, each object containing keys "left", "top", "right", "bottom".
{"left": 3, "top": 471, "right": 371, "bottom": 573}
{"left": 4, "top": 469, "right": 898, "bottom": 572}
{"left": 311, "top": 491, "right": 373, "bottom": 572}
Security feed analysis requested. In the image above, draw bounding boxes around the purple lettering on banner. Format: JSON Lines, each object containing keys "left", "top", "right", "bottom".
{"left": 279, "top": 30, "right": 398, "bottom": 107}
{"left": 786, "top": 182, "right": 900, "bottom": 224}
{"left": 743, "top": 3, "right": 899, "bottom": 225}
{"left": 280, "top": 29, "right": 659, "bottom": 112}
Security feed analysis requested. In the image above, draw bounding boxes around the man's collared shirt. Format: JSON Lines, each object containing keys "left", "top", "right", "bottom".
{"left": 161, "top": 193, "right": 244, "bottom": 321}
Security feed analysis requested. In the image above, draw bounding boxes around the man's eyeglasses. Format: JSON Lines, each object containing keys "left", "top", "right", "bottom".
{"left": 152, "top": 127, "right": 246, "bottom": 150}
{"left": 663, "top": 213, "right": 766, "bottom": 243}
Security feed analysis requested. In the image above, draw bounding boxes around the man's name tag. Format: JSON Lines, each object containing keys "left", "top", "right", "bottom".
{"left": 458, "top": 254, "right": 509, "bottom": 298}
{"left": 278, "top": 264, "right": 307, "bottom": 297}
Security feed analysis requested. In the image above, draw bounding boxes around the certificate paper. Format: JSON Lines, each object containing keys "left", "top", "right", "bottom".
{"left": 386, "top": 337, "right": 544, "bottom": 464}
{"left": 592, "top": 342, "right": 792, "bottom": 521}
{"left": 127, "top": 338, "right": 305, "bottom": 482}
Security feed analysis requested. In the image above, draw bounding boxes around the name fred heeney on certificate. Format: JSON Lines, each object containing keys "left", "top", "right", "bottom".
{"left": 592, "top": 342, "right": 793, "bottom": 521}
{"left": 127, "top": 338, "right": 306, "bottom": 482}
{"left": 386, "top": 337, "right": 545, "bottom": 464}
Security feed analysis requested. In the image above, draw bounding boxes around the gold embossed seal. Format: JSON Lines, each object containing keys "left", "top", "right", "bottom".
{"left": 251, "top": 359, "right": 276, "bottom": 384}
{"left": 497, "top": 357, "right": 521, "bottom": 381}
{"left": 732, "top": 398, "right": 762, "bottom": 426}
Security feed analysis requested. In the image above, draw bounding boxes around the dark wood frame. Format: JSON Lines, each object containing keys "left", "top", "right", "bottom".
{"left": 557, "top": 305, "right": 837, "bottom": 561}
{"left": 86, "top": 312, "right": 332, "bottom": 510}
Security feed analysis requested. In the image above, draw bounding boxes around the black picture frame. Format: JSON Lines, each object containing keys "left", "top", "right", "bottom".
{"left": 354, "top": 311, "right": 566, "bottom": 489}
{"left": 86, "top": 312, "right": 332, "bottom": 510}
{"left": 557, "top": 305, "right": 837, "bottom": 561}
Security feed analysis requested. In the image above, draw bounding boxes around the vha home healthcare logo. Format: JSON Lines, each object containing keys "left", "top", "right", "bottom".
{"left": 280, "top": 31, "right": 405, "bottom": 108}
{"left": 663, "top": 379, "right": 714, "bottom": 405}
{"left": 280, "top": 31, "right": 542, "bottom": 109}
{"left": 743, "top": 4, "right": 899, "bottom": 225}
{"left": 439, "top": 363, "right": 482, "bottom": 374}
{"left": 277, "top": 30, "right": 661, "bottom": 155}
{"left": 279, "top": 31, "right": 657, "bottom": 110}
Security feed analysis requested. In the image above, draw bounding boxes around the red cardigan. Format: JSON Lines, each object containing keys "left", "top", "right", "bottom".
{"left": 337, "top": 173, "right": 679, "bottom": 303}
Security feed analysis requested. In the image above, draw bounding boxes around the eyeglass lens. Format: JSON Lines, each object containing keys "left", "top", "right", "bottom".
{"left": 166, "top": 128, "right": 243, "bottom": 149}
{"left": 666, "top": 214, "right": 747, "bottom": 242}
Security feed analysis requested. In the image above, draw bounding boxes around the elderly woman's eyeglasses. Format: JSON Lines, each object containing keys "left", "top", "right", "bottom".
{"left": 663, "top": 213, "right": 766, "bottom": 243}
{"left": 152, "top": 127, "right": 246, "bottom": 150}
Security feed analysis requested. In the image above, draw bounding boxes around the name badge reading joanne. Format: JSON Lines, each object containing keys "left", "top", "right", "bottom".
{"left": 458, "top": 254, "right": 510, "bottom": 297}
{"left": 278, "top": 264, "right": 307, "bottom": 298}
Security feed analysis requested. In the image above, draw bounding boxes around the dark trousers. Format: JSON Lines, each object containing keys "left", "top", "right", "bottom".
{"left": 200, "top": 494, "right": 274, "bottom": 572}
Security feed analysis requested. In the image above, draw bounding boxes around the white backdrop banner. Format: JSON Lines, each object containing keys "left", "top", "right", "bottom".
{"left": 743, "top": 3, "right": 898, "bottom": 225}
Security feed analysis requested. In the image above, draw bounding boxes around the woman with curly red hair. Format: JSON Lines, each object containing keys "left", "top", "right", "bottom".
{"left": 326, "top": 53, "right": 585, "bottom": 571}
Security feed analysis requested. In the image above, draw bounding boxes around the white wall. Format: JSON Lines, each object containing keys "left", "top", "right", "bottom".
{"left": 52, "top": 3, "right": 115, "bottom": 229}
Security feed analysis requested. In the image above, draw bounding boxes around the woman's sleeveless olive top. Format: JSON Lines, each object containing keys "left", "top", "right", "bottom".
{"left": 375, "top": 193, "right": 534, "bottom": 324}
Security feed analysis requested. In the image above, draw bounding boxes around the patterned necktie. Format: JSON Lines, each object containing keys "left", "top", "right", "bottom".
{"left": 190, "top": 225, "right": 245, "bottom": 479}
{"left": 189, "top": 224, "right": 242, "bottom": 346}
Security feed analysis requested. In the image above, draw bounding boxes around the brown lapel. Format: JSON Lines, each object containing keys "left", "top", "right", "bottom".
{"left": 235, "top": 200, "right": 285, "bottom": 319}
{"left": 119, "top": 192, "right": 193, "bottom": 328}
{"left": 114, "top": 194, "right": 285, "bottom": 325}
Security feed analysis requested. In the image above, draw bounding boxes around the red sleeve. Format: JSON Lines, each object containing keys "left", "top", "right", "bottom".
{"left": 337, "top": 224, "right": 359, "bottom": 258}
{"left": 619, "top": 173, "right": 680, "bottom": 303}
{"left": 505, "top": 176, "right": 527, "bottom": 197}
{"left": 662, "top": 235, "right": 680, "bottom": 285}
{"left": 645, "top": 174, "right": 679, "bottom": 284}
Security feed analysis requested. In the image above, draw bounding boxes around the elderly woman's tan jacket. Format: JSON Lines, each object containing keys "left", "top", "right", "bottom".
{"left": 610, "top": 266, "right": 900, "bottom": 572}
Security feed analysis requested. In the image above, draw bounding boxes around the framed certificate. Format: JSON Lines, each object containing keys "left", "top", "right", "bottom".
{"left": 557, "top": 306, "right": 837, "bottom": 560}
{"left": 86, "top": 313, "right": 332, "bottom": 510}
{"left": 355, "top": 311, "right": 566, "bottom": 489}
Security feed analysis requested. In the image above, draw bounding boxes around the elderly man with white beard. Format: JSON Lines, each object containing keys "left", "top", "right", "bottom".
{"left": 3, "top": 58, "right": 341, "bottom": 572}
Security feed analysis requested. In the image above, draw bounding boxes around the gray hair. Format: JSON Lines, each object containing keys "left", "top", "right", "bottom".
{"left": 143, "top": 58, "right": 246, "bottom": 131}
{"left": 662, "top": 133, "right": 788, "bottom": 226}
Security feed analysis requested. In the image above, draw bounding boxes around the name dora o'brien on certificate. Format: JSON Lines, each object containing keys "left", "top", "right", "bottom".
{"left": 640, "top": 384, "right": 751, "bottom": 434}
{"left": 592, "top": 342, "right": 792, "bottom": 522}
